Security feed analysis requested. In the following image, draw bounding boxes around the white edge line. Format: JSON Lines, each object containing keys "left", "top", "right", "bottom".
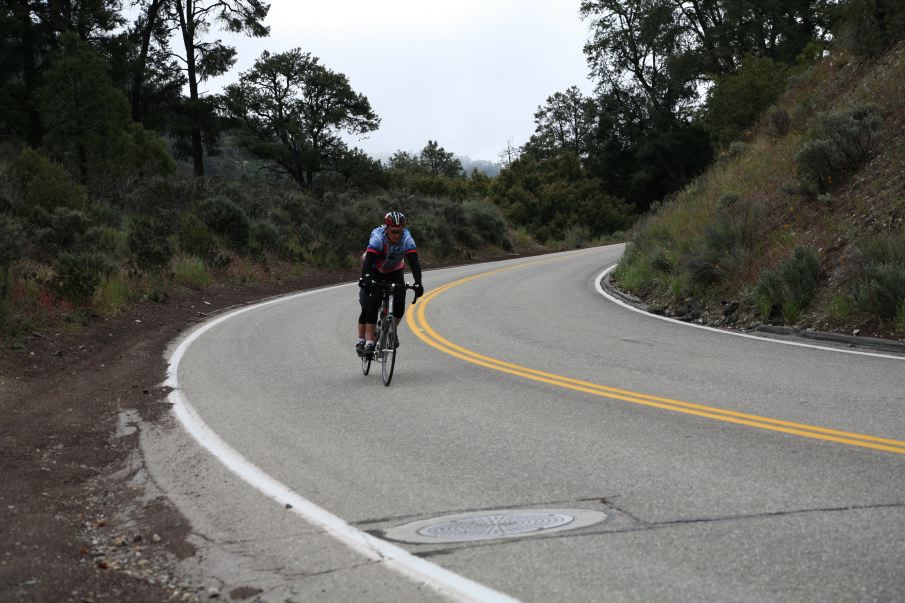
{"left": 165, "top": 284, "right": 521, "bottom": 603}
{"left": 595, "top": 265, "right": 905, "bottom": 362}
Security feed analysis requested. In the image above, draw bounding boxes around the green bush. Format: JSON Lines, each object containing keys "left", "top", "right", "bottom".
{"left": 250, "top": 220, "right": 282, "bottom": 253}
{"left": 855, "top": 263, "right": 905, "bottom": 318}
{"left": 683, "top": 198, "right": 764, "bottom": 287}
{"left": 754, "top": 246, "right": 822, "bottom": 320}
{"left": 794, "top": 104, "right": 882, "bottom": 193}
{"left": 128, "top": 215, "right": 173, "bottom": 271}
{"left": 13, "top": 149, "right": 89, "bottom": 213}
{"left": 178, "top": 213, "right": 217, "bottom": 261}
{"left": 53, "top": 251, "right": 117, "bottom": 304}
{"left": 199, "top": 196, "right": 250, "bottom": 250}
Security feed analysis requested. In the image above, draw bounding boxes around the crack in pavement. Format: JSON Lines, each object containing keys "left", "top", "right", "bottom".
{"left": 411, "top": 501, "right": 905, "bottom": 558}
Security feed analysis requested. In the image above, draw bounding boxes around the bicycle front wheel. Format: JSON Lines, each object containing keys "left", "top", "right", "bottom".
{"left": 381, "top": 318, "right": 397, "bottom": 386}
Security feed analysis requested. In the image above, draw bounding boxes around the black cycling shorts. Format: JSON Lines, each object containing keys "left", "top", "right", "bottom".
{"left": 358, "top": 269, "right": 406, "bottom": 324}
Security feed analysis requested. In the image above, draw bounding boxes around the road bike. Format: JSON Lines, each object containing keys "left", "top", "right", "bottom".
{"left": 360, "top": 281, "right": 418, "bottom": 386}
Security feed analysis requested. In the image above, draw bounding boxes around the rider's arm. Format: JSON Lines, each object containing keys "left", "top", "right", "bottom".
{"left": 361, "top": 251, "right": 378, "bottom": 278}
{"left": 407, "top": 251, "right": 422, "bottom": 284}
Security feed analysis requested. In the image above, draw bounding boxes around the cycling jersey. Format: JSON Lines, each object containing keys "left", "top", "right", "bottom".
{"left": 364, "top": 226, "right": 417, "bottom": 273}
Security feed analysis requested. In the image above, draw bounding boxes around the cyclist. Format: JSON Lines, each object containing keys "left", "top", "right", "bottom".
{"left": 357, "top": 211, "right": 424, "bottom": 357}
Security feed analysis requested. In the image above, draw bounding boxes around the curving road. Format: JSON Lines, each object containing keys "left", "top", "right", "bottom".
{"left": 155, "top": 245, "right": 905, "bottom": 602}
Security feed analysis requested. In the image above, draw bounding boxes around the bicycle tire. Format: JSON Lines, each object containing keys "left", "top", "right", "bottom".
{"left": 381, "top": 318, "right": 397, "bottom": 386}
{"left": 361, "top": 353, "right": 371, "bottom": 375}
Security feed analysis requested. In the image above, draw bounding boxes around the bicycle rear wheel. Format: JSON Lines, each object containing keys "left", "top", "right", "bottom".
{"left": 361, "top": 353, "right": 371, "bottom": 375}
{"left": 381, "top": 318, "right": 397, "bottom": 386}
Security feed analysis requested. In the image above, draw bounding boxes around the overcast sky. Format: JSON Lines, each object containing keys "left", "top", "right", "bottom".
{"left": 205, "top": 0, "right": 595, "bottom": 162}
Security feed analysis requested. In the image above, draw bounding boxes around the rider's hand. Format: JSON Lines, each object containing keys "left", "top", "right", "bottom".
{"left": 359, "top": 275, "right": 372, "bottom": 291}
{"left": 412, "top": 282, "right": 424, "bottom": 299}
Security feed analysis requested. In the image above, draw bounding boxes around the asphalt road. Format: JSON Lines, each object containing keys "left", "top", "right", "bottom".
{"left": 152, "top": 245, "right": 905, "bottom": 602}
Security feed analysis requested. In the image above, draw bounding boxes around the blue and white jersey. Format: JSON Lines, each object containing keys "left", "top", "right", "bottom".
{"left": 365, "top": 226, "right": 417, "bottom": 273}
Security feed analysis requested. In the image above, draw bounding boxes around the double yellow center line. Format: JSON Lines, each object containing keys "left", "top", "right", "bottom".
{"left": 406, "top": 261, "right": 905, "bottom": 456}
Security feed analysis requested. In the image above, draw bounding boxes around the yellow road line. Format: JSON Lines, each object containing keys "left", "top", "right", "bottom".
{"left": 406, "top": 262, "right": 905, "bottom": 456}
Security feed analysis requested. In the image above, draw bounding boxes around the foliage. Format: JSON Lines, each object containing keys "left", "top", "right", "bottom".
{"left": 12, "top": 149, "right": 89, "bottom": 214}
{"left": 794, "top": 104, "right": 882, "bottom": 193}
{"left": 766, "top": 106, "right": 792, "bottom": 138}
{"left": 199, "top": 196, "right": 251, "bottom": 250}
{"left": 53, "top": 251, "right": 117, "bottom": 304}
{"left": 173, "top": 255, "right": 212, "bottom": 289}
{"left": 491, "top": 152, "right": 634, "bottom": 243}
{"left": 223, "top": 48, "right": 379, "bottom": 188}
{"left": 524, "top": 86, "right": 599, "bottom": 160}
{"left": 754, "top": 247, "right": 822, "bottom": 320}
{"left": 127, "top": 215, "right": 173, "bottom": 271}
{"left": 683, "top": 198, "right": 765, "bottom": 287}
{"left": 849, "top": 233, "right": 905, "bottom": 319}
{"left": 37, "top": 34, "right": 173, "bottom": 193}
{"left": 705, "top": 56, "right": 794, "bottom": 147}
{"left": 833, "top": 0, "right": 905, "bottom": 58}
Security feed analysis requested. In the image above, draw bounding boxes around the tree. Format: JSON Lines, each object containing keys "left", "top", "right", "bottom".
{"left": 419, "top": 140, "right": 462, "bottom": 177}
{"left": 524, "top": 86, "right": 599, "bottom": 161}
{"left": 168, "top": 0, "right": 270, "bottom": 176}
{"left": 223, "top": 48, "right": 380, "bottom": 187}
{"left": 580, "top": 0, "right": 697, "bottom": 126}
{"left": 38, "top": 34, "right": 172, "bottom": 193}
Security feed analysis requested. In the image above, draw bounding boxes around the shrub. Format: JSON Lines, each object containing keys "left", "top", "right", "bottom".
{"left": 53, "top": 251, "right": 116, "bottom": 304}
{"left": 13, "top": 148, "right": 89, "bottom": 212}
{"left": 250, "top": 220, "right": 282, "bottom": 253}
{"left": 754, "top": 246, "right": 822, "bottom": 320}
{"left": 683, "top": 198, "right": 764, "bottom": 287}
{"left": 128, "top": 215, "right": 173, "bottom": 271}
{"left": 780, "top": 246, "right": 822, "bottom": 309}
{"left": 794, "top": 104, "right": 882, "bottom": 193}
{"left": 854, "top": 263, "right": 905, "bottom": 318}
{"left": 199, "top": 196, "right": 250, "bottom": 250}
{"left": 178, "top": 213, "right": 217, "bottom": 261}
{"left": 766, "top": 106, "right": 791, "bottom": 138}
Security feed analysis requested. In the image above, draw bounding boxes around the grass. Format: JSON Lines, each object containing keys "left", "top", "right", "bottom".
{"left": 172, "top": 255, "right": 212, "bottom": 290}
{"left": 93, "top": 273, "right": 131, "bottom": 316}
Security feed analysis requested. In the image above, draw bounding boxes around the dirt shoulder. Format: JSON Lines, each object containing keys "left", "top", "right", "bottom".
{"left": 0, "top": 267, "right": 360, "bottom": 602}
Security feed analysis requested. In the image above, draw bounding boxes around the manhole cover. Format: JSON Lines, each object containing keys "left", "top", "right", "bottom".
{"left": 383, "top": 508, "right": 607, "bottom": 544}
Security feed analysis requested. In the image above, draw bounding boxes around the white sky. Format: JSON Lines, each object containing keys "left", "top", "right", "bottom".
{"left": 204, "top": 0, "right": 595, "bottom": 162}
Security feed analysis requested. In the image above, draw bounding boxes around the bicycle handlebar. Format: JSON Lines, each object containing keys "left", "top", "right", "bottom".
{"left": 366, "top": 280, "right": 421, "bottom": 305}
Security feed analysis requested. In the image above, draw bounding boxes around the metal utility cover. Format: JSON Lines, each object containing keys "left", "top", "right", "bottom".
{"left": 383, "top": 508, "right": 608, "bottom": 544}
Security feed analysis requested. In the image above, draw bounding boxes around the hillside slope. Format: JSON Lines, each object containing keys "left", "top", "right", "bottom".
{"left": 614, "top": 41, "right": 905, "bottom": 341}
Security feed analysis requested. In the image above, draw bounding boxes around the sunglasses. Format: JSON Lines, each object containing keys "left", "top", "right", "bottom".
{"left": 387, "top": 228, "right": 403, "bottom": 235}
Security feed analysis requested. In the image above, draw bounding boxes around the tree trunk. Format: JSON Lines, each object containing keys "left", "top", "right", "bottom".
{"left": 131, "top": 0, "right": 164, "bottom": 123}
{"left": 177, "top": 0, "right": 205, "bottom": 176}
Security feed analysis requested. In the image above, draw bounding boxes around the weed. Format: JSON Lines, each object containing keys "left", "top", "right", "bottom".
{"left": 173, "top": 255, "right": 211, "bottom": 289}
{"left": 93, "top": 273, "right": 131, "bottom": 316}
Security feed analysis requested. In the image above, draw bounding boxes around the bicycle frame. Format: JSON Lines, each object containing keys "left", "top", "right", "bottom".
{"left": 362, "top": 280, "right": 417, "bottom": 386}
